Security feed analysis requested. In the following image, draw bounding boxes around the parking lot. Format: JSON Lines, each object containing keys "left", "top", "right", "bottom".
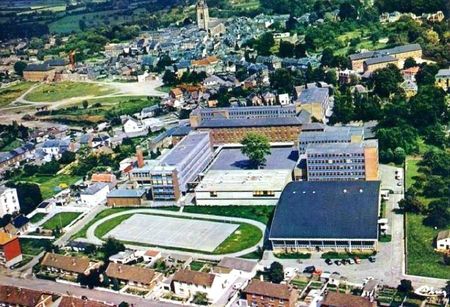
{"left": 104, "top": 214, "right": 239, "bottom": 252}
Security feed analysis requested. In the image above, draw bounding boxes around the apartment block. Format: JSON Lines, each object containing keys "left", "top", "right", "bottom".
{"left": 0, "top": 186, "right": 20, "bottom": 217}
{"left": 0, "top": 231, "right": 22, "bottom": 267}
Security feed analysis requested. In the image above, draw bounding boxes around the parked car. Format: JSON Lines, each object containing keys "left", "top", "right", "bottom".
{"left": 368, "top": 256, "right": 376, "bottom": 263}
{"left": 303, "top": 266, "right": 316, "bottom": 273}
{"left": 397, "top": 182, "right": 402, "bottom": 186}
{"left": 354, "top": 257, "right": 361, "bottom": 264}
{"left": 348, "top": 258, "right": 355, "bottom": 265}
{"left": 334, "top": 260, "right": 342, "bottom": 266}
{"left": 325, "top": 258, "right": 333, "bottom": 265}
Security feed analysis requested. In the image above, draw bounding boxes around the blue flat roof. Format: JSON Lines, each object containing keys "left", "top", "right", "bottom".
{"left": 209, "top": 146, "right": 299, "bottom": 171}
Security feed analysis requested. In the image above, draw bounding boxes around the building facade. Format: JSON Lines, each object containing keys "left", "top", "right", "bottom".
{"left": 244, "top": 280, "right": 298, "bottom": 307}
{"left": 0, "top": 231, "right": 22, "bottom": 267}
{"left": 0, "top": 186, "right": 20, "bottom": 217}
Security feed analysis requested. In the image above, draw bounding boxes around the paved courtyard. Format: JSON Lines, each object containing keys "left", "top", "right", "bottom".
{"left": 104, "top": 214, "right": 239, "bottom": 252}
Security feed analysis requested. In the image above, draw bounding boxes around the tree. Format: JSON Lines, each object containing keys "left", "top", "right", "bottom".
{"left": 82, "top": 100, "right": 89, "bottom": 109}
{"left": 255, "top": 32, "right": 275, "bottom": 56}
{"left": 443, "top": 253, "right": 450, "bottom": 266}
{"left": 162, "top": 70, "right": 178, "bottom": 86}
{"left": 398, "top": 279, "right": 414, "bottom": 293}
{"left": 416, "top": 64, "right": 440, "bottom": 86}
{"left": 424, "top": 199, "right": 450, "bottom": 228}
{"left": 321, "top": 48, "right": 335, "bottom": 67}
{"left": 14, "top": 61, "right": 27, "bottom": 76}
{"left": 339, "top": 2, "right": 358, "bottom": 20}
{"left": 270, "top": 68, "right": 294, "bottom": 93}
{"left": 329, "top": 91, "right": 355, "bottom": 124}
{"left": 101, "top": 237, "right": 125, "bottom": 261}
{"left": 403, "top": 57, "right": 417, "bottom": 69}
{"left": 59, "top": 151, "right": 76, "bottom": 165}
{"left": 278, "top": 40, "right": 294, "bottom": 58}
{"left": 241, "top": 133, "right": 271, "bottom": 168}
{"left": 294, "top": 43, "right": 306, "bottom": 58}
{"left": 192, "top": 292, "right": 209, "bottom": 305}
{"left": 268, "top": 261, "right": 284, "bottom": 283}
{"left": 409, "top": 86, "right": 447, "bottom": 131}
{"left": 398, "top": 192, "right": 425, "bottom": 213}
{"left": 371, "top": 65, "right": 403, "bottom": 98}
{"left": 6, "top": 182, "right": 43, "bottom": 215}
{"left": 156, "top": 54, "right": 172, "bottom": 71}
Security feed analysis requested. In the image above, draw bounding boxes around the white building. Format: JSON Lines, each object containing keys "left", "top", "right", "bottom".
{"left": 195, "top": 169, "right": 292, "bottom": 205}
{"left": 123, "top": 118, "right": 148, "bottom": 134}
{"left": 172, "top": 269, "right": 228, "bottom": 304}
{"left": 0, "top": 187, "right": 20, "bottom": 217}
{"left": 278, "top": 93, "right": 290, "bottom": 105}
{"left": 143, "top": 117, "right": 164, "bottom": 132}
{"left": 214, "top": 257, "right": 258, "bottom": 279}
{"left": 79, "top": 182, "right": 110, "bottom": 207}
{"left": 436, "top": 230, "right": 450, "bottom": 251}
{"left": 109, "top": 250, "right": 138, "bottom": 264}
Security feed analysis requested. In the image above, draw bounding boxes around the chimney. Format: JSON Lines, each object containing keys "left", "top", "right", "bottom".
{"left": 136, "top": 146, "right": 144, "bottom": 168}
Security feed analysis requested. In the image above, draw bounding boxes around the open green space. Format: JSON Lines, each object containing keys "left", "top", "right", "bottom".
{"left": 406, "top": 158, "right": 421, "bottom": 189}
{"left": 19, "top": 238, "right": 50, "bottom": 256}
{"left": 183, "top": 205, "right": 274, "bottom": 224}
{"left": 94, "top": 212, "right": 262, "bottom": 255}
{"left": 406, "top": 213, "right": 450, "bottom": 279}
{"left": 0, "top": 139, "right": 24, "bottom": 152}
{"left": 42, "top": 212, "right": 82, "bottom": 230}
{"left": 25, "top": 82, "right": 111, "bottom": 102}
{"left": 15, "top": 174, "right": 81, "bottom": 199}
{"left": 0, "top": 82, "right": 35, "bottom": 108}
{"left": 29, "top": 213, "right": 47, "bottom": 224}
{"left": 189, "top": 261, "right": 206, "bottom": 271}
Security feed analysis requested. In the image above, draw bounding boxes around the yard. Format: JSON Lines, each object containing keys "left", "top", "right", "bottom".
{"left": 0, "top": 82, "right": 35, "bottom": 108}
{"left": 29, "top": 213, "right": 47, "bottom": 224}
{"left": 183, "top": 205, "right": 275, "bottom": 224}
{"left": 25, "top": 82, "right": 111, "bottom": 102}
{"left": 42, "top": 212, "right": 82, "bottom": 230}
{"left": 15, "top": 174, "right": 81, "bottom": 199}
{"left": 0, "top": 139, "right": 24, "bottom": 151}
{"left": 19, "top": 238, "right": 51, "bottom": 256}
{"left": 405, "top": 158, "right": 421, "bottom": 189}
{"left": 406, "top": 213, "right": 450, "bottom": 279}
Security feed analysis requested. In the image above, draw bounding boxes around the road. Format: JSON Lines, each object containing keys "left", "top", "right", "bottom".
{"left": 0, "top": 275, "right": 177, "bottom": 306}
{"left": 79, "top": 208, "right": 266, "bottom": 261}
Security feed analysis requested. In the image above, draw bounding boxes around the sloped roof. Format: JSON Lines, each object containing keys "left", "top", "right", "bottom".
{"left": 244, "top": 280, "right": 292, "bottom": 300}
{"left": 0, "top": 285, "right": 53, "bottom": 306}
{"left": 322, "top": 292, "right": 376, "bottom": 307}
{"left": 41, "top": 253, "right": 91, "bottom": 274}
{"left": 172, "top": 269, "right": 215, "bottom": 287}
{"left": 105, "top": 262, "right": 156, "bottom": 285}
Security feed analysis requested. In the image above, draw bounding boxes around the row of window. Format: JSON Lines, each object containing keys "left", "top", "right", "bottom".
{"left": 308, "top": 165, "right": 365, "bottom": 170}
{"left": 308, "top": 153, "right": 364, "bottom": 158}
{"left": 307, "top": 159, "right": 365, "bottom": 164}
{"left": 309, "top": 172, "right": 365, "bottom": 177}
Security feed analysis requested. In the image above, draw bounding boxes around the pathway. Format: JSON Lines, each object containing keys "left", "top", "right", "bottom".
{"left": 80, "top": 208, "right": 266, "bottom": 261}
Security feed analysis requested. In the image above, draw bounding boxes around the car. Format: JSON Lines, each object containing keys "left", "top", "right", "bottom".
{"left": 348, "top": 258, "right": 355, "bottom": 265}
{"left": 354, "top": 257, "right": 361, "bottom": 264}
{"left": 334, "top": 260, "right": 342, "bottom": 266}
{"left": 325, "top": 258, "right": 333, "bottom": 265}
{"left": 303, "top": 266, "right": 316, "bottom": 273}
{"left": 233, "top": 282, "right": 243, "bottom": 290}
{"left": 397, "top": 182, "right": 402, "bottom": 186}
{"left": 368, "top": 256, "right": 376, "bottom": 263}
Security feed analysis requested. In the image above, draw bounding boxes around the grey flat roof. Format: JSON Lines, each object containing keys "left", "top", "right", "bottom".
{"left": 198, "top": 117, "right": 304, "bottom": 128}
{"left": 159, "top": 132, "right": 209, "bottom": 166}
{"left": 107, "top": 189, "right": 146, "bottom": 198}
{"left": 217, "top": 257, "right": 257, "bottom": 272}
{"left": 364, "top": 55, "right": 396, "bottom": 65}
{"left": 209, "top": 146, "right": 298, "bottom": 170}
{"left": 269, "top": 181, "right": 380, "bottom": 240}
{"left": 81, "top": 182, "right": 108, "bottom": 195}
{"left": 298, "top": 87, "right": 329, "bottom": 104}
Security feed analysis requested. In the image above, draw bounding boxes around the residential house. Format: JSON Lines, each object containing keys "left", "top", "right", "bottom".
{"left": 321, "top": 292, "right": 376, "bottom": 307}
{"left": 172, "top": 269, "right": 226, "bottom": 303}
{"left": 0, "top": 231, "right": 22, "bottom": 267}
{"left": 123, "top": 118, "right": 148, "bottom": 135}
{"left": 0, "top": 142, "right": 35, "bottom": 170}
{"left": 435, "top": 68, "right": 450, "bottom": 91}
{"left": 80, "top": 182, "right": 110, "bottom": 207}
{"left": 243, "top": 280, "right": 298, "bottom": 307}
{"left": 214, "top": 257, "right": 258, "bottom": 279}
{"left": 11, "top": 214, "right": 30, "bottom": 234}
{"left": 105, "top": 262, "right": 161, "bottom": 289}
{"left": 400, "top": 80, "right": 418, "bottom": 97}
{"left": 436, "top": 230, "right": 450, "bottom": 251}
{"left": 58, "top": 296, "right": 112, "bottom": 307}
{"left": 362, "top": 279, "right": 379, "bottom": 299}
{"left": 0, "top": 186, "right": 20, "bottom": 217}
{"left": 40, "top": 252, "right": 100, "bottom": 279}
{"left": 91, "top": 135, "right": 110, "bottom": 148}
{"left": 41, "top": 138, "right": 72, "bottom": 161}
{"left": 0, "top": 285, "right": 54, "bottom": 306}
{"left": 142, "top": 249, "right": 162, "bottom": 265}
{"left": 140, "top": 105, "right": 160, "bottom": 119}
{"left": 91, "top": 173, "right": 117, "bottom": 189}
{"left": 109, "top": 250, "right": 138, "bottom": 264}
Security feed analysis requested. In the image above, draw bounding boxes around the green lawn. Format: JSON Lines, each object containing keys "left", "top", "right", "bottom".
{"left": 42, "top": 212, "right": 82, "bottom": 230}
{"left": 15, "top": 174, "right": 81, "bottom": 199}
{"left": 0, "top": 82, "right": 35, "bottom": 108}
{"left": 274, "top": 252, "right": 311, "bottom": 259}
{"left": 19, "top": 238, "right": 50, "bottom": 255}
{"left": 189, "top": 261, "right": 206, "bottom": 271}
{"left": 406, "top": 213, "right": 450, "bottom": 279}
{"left": 29, "top": 213, "right": 47, "bottom": 224}
{"left": 94, "top": 212, "right": 263, "bottom": 255}
{"left": 25, "top": 82, "right": 110, "bottom": 102}
{"left": 0, "top": 139, "right": 24, "bottom": 151}
{"left": 183, "top": 205, "right": 275, "bottom": 224}
{"left": 406, "top": 158, "right": 421, "bottom": 189}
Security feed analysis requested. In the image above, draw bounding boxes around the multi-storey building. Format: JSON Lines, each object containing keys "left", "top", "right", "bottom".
{"left": 0, "top": 186, "right": 20, "bottom": 217}
{"left": 0, "top": 231, "right": 22, "bottom": 267}
{"left": 305, "top": 140, "right": 379, "bottom": 181}
{"left": 243, "top": 280, "right": 298, "bottom": 307}
{"left": 150, "top": 131, "right": 214, "bottom": 201}
{"left": 296, "top": 87, "right": 330, "bottom": 121}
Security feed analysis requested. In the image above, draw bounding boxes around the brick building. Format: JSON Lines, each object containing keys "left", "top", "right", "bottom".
{"left": 243, "top": 280, "right": 298, "bottom": 307}
{"left": 0, "top": 231, "right": 22, "bottom": 267}
{"left": 22, "top": 64, "right": 55, "bottom": 81}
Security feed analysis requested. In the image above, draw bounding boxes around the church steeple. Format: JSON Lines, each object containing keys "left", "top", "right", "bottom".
{"left": 196, "top": 0, "right": 209, "bottom": 31}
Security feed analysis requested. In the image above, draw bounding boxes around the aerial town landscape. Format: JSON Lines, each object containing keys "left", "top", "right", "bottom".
{"left": 0, "top": 0, "right": 449, "bottom": 305}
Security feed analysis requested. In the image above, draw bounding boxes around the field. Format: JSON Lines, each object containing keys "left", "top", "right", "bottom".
{"left": 95, "top": 212, "right": 262, "bottom": 254}
{"left": 19, "top": 238, "right": 51, "bottom": 256}
{"left": 405, "top": 158, "right": 421, "bottom": 189}
{"left": 15, "top": 174, "right": 81, "bottom": 199}
{"left": 29, "top": 213, "right": 47, "bottom": 224}
{"left": 406, "top": 213, "right": 450, "bottom": 279}
{"left": 42, "top": 212, "right": 82, "bottom": 230}
{"left": 0, "top": 139, "right": 24, "bottom": 151}
{"left": 183, "top": 205, "right": 275, "bottom": 224}
{"left": 0, "top": 82, "right": 35, "bottom": 108}
{"left": 25, "top": 82, "right": 111, "bottom": 102}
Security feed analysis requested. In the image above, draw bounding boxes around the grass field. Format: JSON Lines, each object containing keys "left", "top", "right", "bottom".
{"left": 25, "top": 82, "right": 110, "bottom": 102}
{"left": 19, "top": 238, "right": 50, "bottom": 255}
{"left": 406, "top": 213, "right": 450, "bottom": 279}
{"left": 0, "top": 82, "right": 35, "bottom": 108}
{"left": 15, "top": 174, "right": 81, "bottom": 199}
{"left": 95, "top": 212, "right": 262, "bottom": 255}
{"left": 0, "top": 139, "right": 24, "bottom": 151}
{"left": 29, "top": 213, "right": 47, "bottom": 224}
{"left": 42, "top": 212, "right": 82, "bottom": 230}
{"left": 406, "top": 158, "right": 421, "bottom": 189}
{"left": 183, "top": 205, "right": 275, "bottom": 224}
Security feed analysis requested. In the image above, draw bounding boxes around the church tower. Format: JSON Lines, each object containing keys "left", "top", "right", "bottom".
{"left": 196, "top": 0, "right": 209, "bottom": 31}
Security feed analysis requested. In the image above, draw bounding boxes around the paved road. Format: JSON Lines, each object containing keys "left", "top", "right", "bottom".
{"left": 80, "top": 208, "right": 266, "bottom": 261}
{"left": 0, "top": 275, "right": 177, "bottom": 306}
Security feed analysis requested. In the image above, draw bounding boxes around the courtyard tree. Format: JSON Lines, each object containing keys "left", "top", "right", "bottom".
{"left": 14, "top": 61, "right": 27, "bottom": 76}
{"left": 102, "top": 237, "right": 125, "bottom": 261}
{"left": 268, "top": 261, "right": 284, "bottom": 283}
{"left": 241, "top": 133, "right": 271, "bottom": 168}
{"left": 192, "top": 292, "right": 209, "bottom": 305}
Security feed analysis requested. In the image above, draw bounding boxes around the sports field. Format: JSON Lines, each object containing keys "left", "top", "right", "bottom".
{"left": 104, "top": 214, "right": 239, "bottom": 252}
